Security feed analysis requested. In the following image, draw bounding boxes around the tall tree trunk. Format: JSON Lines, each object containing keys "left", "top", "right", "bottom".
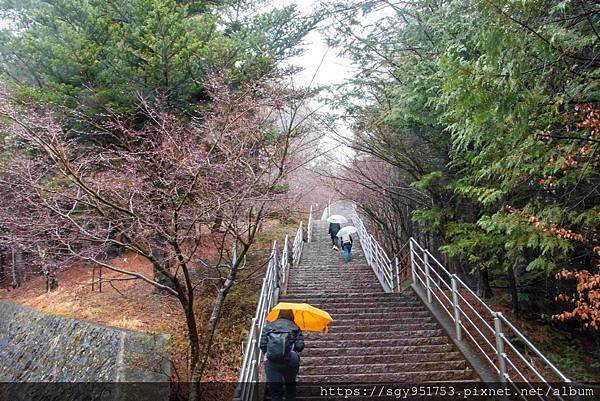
{"left": 46, "top": 264, "right": 58, "bottom": 292}
{"left": 0, "top": 250, "right": 5, "bottom": 283}
{"left": 185, "top": 303, "right": 200, "bottom": 373}
{"left": 150, "top": 247, "right": 175, "bottom": 290}
{"left": 189, "top": 266, "right": 238, "bottom": 401}
{"left": 211, "top": 212, "right": 223, "bottom": 233}
{"left": 477, "top": 266, "right": 493, "bottom": 298}
{"left": 10, "top": 247, "right": 19, "bottom": 289}
{"left": 507, "top": 260, "right": 519, "bottom": 317}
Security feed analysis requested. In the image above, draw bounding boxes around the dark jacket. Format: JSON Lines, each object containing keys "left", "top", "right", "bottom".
{"left": 260, "top": 318, "right": 305, "bottom": 355}
{"left": 328, "top": 223, "right": 341, "bottom": 237}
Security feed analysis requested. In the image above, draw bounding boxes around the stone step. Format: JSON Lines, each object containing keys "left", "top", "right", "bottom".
{"left": 297, "top": 264, "right": 368, "bottom": 269}
{"left": 281, "top": 291, "right": 421, "bottom": 305}
{"left": 320, "top": 303, "right": 425, "bottom": 312}
{"left": 287, "top": 282, "right": 383, "bottom": 293}
{"left": 299, "top": 344, "right": 456, "bottom": 357}
{"left": 300, "top": 360, "right": 468, "bottom": 376}
{"left": 300, "top": 255, "right": 366, "bottom": 258}
{"left": 301, "top": 351, "right": 463, "bottom": 366}
{"left": 300, "top": 253, "right": 365, "bottom": 256}
{"left": 299, "top": 253, "right": 365, "bottom": 256}
{"left": 288, "top": 282, "right": 381, "bottom": 293}
{"left": 280, "top": 293, "right": 416, "bottom": 302}
{"left": 327, "top": 322, "right": 439, "bottom": 332}
{"left": 304, "top": 329, "right": 444, "bottom": 341}
{"left": 281, "top": 300, "right": 419, "bottom": 309}
{"left": 297, "top": 369, "right": 474, "bottom": 383}
{"left": 300, "top": 249, "right": 365, "bottom": 253}
{"left": 287, "top": 279, "right": 379, "bottom": 285}
{"left": 286, "top": 291, "right": 393, "bottom": 296}
{"left": 296, "top": 302, "right": 424, "bottom": 311}
{"left": 292, "top": 310, "right": 430, "bottom": 320}
{"left": 289, "top": 279, "right": 373, "bottom": 284}
{"left": 287, "top": 273, "right": 376, "bottom": 279}
{"left": 329, "top": 320, "right": 436, "bottom": 331}
{"left": 288, "top": 268, "right": 373, "bottom": 273}
{"left": 302, "top": 249, "right": 365, "bottom": 252}
{"left": 293, "top": 262, "right": 370, "bottom": 266}
{"left": 306, "top": 336, "right": 449, "bottom": 349}
{"left": 327, "top": 315, "right": 433, "bottom": 325}
{"left": 296, "top": 262, "right": 367, "bottom": 267}
{"left": 288, "top": 272, "right": 373, "bottom": 277}
{"left": 290, "top": 278, "right": 372, "bottom": 282}
{"left": 288, "top": 274, "right": 375, "bottom": 278}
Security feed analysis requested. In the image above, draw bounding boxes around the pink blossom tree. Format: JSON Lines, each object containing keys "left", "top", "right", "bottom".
{"left": 0, "top": 75, "right": 306, "bottom": 398}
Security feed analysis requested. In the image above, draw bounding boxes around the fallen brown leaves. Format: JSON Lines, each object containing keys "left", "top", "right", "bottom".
{"left": 554, "top": 269, "right": 600, "bottom": 330}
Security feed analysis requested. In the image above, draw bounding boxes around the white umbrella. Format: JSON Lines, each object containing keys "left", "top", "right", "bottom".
{"left": 327, "top": 215, "right": 348, "bottom": 224}
{"left": 336, "top": 226, "right": 357, "bottom": 237}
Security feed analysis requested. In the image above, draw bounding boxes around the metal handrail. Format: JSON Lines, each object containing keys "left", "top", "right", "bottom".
{"left": 408, "top": 236, "right": 570, "bottom": 395}
{"left": 236, "top": 242, "right": 279, "bottom": 401}
{"left": 292, "top": 221, "right": 304, "bottom": 265}
{"left": 352, "top": 208, "right": 400, "bottom": 293}
{"left": 307, "top": 205, "right": 313, "bottom": 243}
{"left": 279, "top": 235, "right": 289, "bottom": 292}
{"left": 235, "top": 217, "right": 306, "bottom": 401}
{"left": 321, "top": 198, "right": 331, "bottom": 220}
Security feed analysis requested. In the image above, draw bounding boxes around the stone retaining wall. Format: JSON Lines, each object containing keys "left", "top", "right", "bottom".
{"left": 0, "top": 301, "right": 170, "bottom": 399}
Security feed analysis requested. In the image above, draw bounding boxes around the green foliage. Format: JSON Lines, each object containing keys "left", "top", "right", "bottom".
{"left": 0, "top": 0, "right": 317, "bottom": 112}
{"left": 332, "top": 0, "right": 599, "bottom": 336}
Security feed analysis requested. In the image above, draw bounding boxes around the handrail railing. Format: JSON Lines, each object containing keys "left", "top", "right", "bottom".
{"left": 279, "top": 235, "right": 289, "bottom": 292}
{"left": 307, "top": 205, "right": 313, "bottom": 243}
{"left": 408, "top": 237, "right": 570, "bottom": 397}
{"left": 292, "top": 221, "right": 304, "bottom": 265}
{"left": 235, "top": 242, "right": 280, "bottom": 401}
{"left": 235, "top": 216, "right": 306, "bottom": 401}
{"left": 352, "top": 210, "right": 397, "bottom": 293}
{"left": 321, "top": 198, "right": 331, "bottom": 220}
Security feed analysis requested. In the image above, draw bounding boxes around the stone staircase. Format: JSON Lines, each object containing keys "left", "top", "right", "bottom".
{"left": 280, "top": 205, "right": 477, "bottom": 385}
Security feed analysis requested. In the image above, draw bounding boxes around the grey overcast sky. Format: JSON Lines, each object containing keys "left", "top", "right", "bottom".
{"left": 272, "top": 0, "right": 355, "bottom": 89}
{"left": 269, "top": 0, "right": 359, "bottom": 163}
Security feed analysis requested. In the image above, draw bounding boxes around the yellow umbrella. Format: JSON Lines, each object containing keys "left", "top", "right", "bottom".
{"left": 266, "top": 302, "right": 333, "bottom": 333}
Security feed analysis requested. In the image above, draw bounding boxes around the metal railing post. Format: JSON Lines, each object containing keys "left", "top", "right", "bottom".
{"left": 251, "top": 323, "right": 260, "bottom": 382}
{"left": 282, "top": 235, "right": 288, "bottom": 270}
{"left": 409, "top": 239, "right": 417, "bottom": 285}
{"left": 394, "top": 256, "right": 400, "bottom": 292}
{"left": 494, "top": 312, "right": 508, "bottom": 382}
{"left": 451, "top": 275, "right": 462, "bottom": 341}
{"left": 424, "top": 251, "right": 432, "bottom": 303}
{"left": 307, "top": 205, "right": 313, "bottom": 243}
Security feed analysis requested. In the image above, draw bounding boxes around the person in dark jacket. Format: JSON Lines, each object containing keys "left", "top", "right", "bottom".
{"left": 260, "top": 309, "right": 304, "bottom": 401}
{"left": 328, "top": 222, "right": 341, "bottom": 250}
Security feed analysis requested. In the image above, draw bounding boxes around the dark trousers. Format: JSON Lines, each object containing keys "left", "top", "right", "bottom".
{"left": 265, "top": 353, "right": 299, "bottom": 401}
{"left": 330, "top": 235, "right": 339, "bottom": 247}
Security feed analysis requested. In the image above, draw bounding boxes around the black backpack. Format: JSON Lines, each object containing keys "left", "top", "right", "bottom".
{"left": 265, "top": 330, "right": 294, "bottom": 361}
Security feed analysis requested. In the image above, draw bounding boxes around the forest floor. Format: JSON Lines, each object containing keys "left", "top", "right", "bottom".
{"left": 0, "top": 218, "right": 301, "bottom": 383}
